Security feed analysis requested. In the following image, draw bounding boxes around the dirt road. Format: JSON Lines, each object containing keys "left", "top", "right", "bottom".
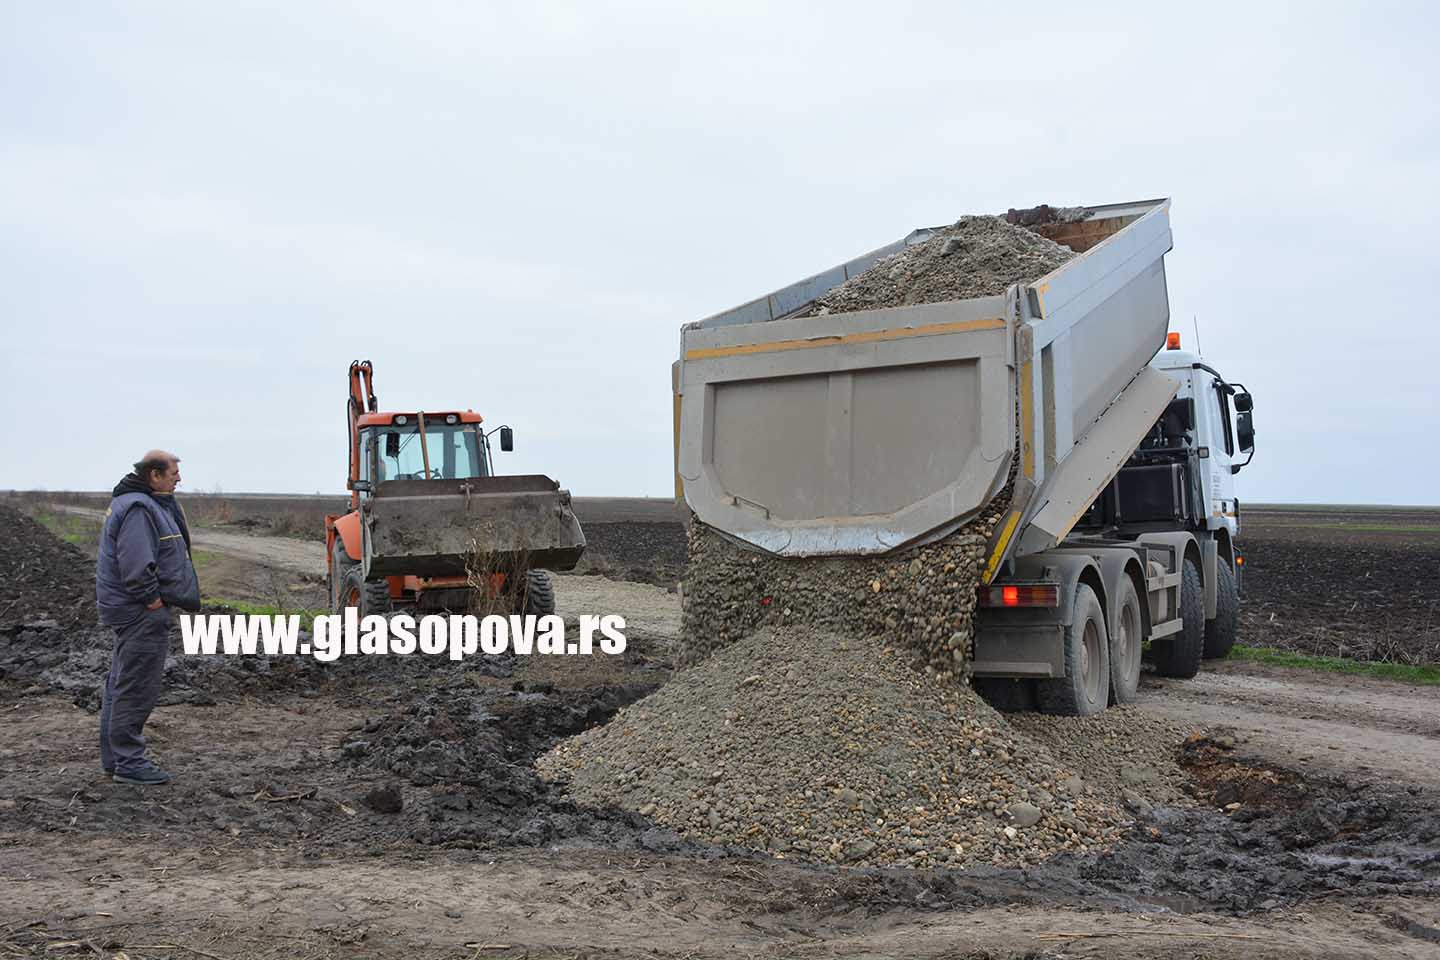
{"left": 51, "top": 503, "right": 327, "bottom": 573}
{"left": 1139, "top": 665, "right": 1440, "bottom": 791}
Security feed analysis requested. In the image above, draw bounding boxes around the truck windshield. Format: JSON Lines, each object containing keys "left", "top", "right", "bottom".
{"left": 370, "top": 422, "right": 490, "bottom": 480}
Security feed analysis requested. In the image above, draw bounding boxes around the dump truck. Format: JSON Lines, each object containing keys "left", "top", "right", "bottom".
{"left": 326, "top": 360, "right": 586, "bottom": 617}
{"left": 673, "top": 199, "right": 1256, "bottom": 715}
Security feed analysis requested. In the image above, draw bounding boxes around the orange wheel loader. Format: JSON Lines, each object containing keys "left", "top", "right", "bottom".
{"left": 325, "top": 360, "right": 586, "bottom": 617}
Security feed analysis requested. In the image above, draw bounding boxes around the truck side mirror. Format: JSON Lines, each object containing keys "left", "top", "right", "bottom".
{"left": 1233, "top": 391, "right": 1252, "bottom": 413}
{"left": 1236, "top": 410, "right": 1255, "bottom": 453}
{"left": 499, "top": 426, "right": 514, "bottom": 452}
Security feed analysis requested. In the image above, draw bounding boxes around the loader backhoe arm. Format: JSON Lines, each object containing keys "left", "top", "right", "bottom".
{"left": 347, "top": 360, "right": 378, "bottom": 509}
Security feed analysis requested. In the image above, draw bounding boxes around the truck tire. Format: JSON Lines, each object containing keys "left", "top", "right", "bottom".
{"left": 1154, "top": 557, "right": 1204, "bottom": 678}
{"left": 1204, "top": 560, "right": 1240, "bottom": 659}
{"left": 522, "top": 569, "right": 555, "bottom": 616}
{"left": 1038, "top": 583, "right": 1110, "bottom": 716}
{"left": 1109, "top": 576, "right": 1143, "bottom": 704}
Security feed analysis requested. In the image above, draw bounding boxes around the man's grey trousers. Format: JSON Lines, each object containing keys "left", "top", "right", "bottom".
{"left": 99, "top": 605, "right": 170, "bottom": 775}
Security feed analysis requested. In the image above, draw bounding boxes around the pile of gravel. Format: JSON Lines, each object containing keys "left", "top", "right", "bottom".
{"left": 541, "top": 627, "right": 1187, "bottom": 869}
{"left": 806, "top": 215, "right": 1074, "bottom": 316}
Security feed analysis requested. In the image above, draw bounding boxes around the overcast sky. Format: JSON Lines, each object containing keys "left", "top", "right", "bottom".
{"left": 2, "top": 2, "right": 1436, "bottom": 504}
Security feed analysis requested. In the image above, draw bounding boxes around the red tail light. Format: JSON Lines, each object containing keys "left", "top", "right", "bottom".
{"left": 978, "top": 583, "right": 1060, "bottom": 608}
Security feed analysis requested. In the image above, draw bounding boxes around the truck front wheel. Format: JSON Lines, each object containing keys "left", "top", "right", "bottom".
{"left": 1154, "top": 557, "right": 1204, "bottom": 678}
{"left": 1204, "top": 560, "right": 1240, "bottom": 659}
{"left": 1039, "top": 583, "right": 1111, "bottom": 716}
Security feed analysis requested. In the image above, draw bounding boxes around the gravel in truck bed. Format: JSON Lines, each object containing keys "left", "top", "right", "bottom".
{"left": 805, "top": 214, "right": 1074, "bottom": 315}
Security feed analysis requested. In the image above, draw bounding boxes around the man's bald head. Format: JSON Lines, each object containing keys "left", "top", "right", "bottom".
{"left": 135, "top": 451, "right": 182, "bottom": 493}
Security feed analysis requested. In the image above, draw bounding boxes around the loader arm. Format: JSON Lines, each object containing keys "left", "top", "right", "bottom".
{"left": 347, "top": 360, "right": 378, "bottom": 510}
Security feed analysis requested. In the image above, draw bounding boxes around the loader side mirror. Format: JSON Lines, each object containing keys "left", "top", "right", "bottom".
{"left": 499, "top": 426, "right": 514, "bottom": 452}
{"left": 1236, "top": 411, "right": 1255, "bottom": 453}
{"left": 384, "top": 432, "right": 400, "bottom": 459}
{"left": 1234, "top": 391, "right": 1253, "bottom": 413}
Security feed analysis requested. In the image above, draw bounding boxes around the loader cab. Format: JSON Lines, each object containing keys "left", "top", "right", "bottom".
{"left": 356, "top": 412, "right": 494, "bottom": 491}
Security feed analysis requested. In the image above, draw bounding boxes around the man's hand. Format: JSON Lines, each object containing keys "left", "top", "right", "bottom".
{"left": 146, "top": 598, "right": 164, "bottom": 610}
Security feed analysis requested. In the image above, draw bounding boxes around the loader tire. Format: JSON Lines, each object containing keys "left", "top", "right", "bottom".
{"left": 1038, "top": 584, "right": 1110, "bottom": 716}
{"left": 1109, "top": 575, "right": 1144, "bottom": 705}
{"left": 1204, "top": 560, "right": 1240, "bottom": 659}
{"left": 362, "top": 578, "right": 392, "bottom": 617}
{"left": 1154, "top": 557, "right": 1204, "bottom": 679}
{"left": 335, "top": 546, "right": 392, "bottom": 618}
{"left": 331, "top": 542, "right": 356, "bottom": 614}
{"left": 522, "top": 569, "right": 555, "bottom": 617}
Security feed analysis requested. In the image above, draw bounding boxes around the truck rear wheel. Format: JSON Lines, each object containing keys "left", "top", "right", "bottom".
{"left": 1204, "top": 560, "right": 1240, "bottom": 659}
{"left": 1109, "top": 576, "right": 1143, "bottom": 704}
{"left": 1039, "top": 583, "right": 1110, "bottom": 716}
{"left": 1154, "top": 557, "right": 1204, "bottom": 678}
{"left": 522, "top": 569, "right": 556, "bottom": 616}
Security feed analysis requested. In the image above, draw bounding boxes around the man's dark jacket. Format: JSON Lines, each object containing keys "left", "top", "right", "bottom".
{"left": 95, "top": 473, "right": 201, "bottom": 625}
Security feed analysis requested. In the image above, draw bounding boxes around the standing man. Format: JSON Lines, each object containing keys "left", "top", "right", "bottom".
{"left": 95, "top": 450, "right": 201, "bottom": 785}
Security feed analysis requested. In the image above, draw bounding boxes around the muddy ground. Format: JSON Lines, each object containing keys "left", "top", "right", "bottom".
{"left": 1, "top": 498, "right": 1438, "bottom": 957}
{"left": 1240, "top": 506, "right": 1440, "bottom": 664}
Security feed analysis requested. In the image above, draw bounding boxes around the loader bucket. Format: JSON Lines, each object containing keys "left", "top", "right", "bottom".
{"left": 365, "top": 475, "right": 585, "bottom": 578}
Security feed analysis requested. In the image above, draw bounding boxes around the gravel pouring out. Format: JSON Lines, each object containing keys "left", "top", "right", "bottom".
{"left": 541, "top": 626, "right": 1187, "bottom": 868}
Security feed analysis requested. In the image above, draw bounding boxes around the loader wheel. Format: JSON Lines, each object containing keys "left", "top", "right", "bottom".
{"left": 1109, "top": 576, "right": 1143, "bottom": 705}
{"left": 1204, "top": 560, "right": 1240, "bottom": 659}
{"left": 522, "top": 569, "right": 555, "bottom": 616}
{"left": 331, "top": 542, "right": 356, "bottom": 614}
{"left": 1038, "top": 583, "right": 1110, "bottom": 716}
{"left": 1154, "top": 557, "right": 1205, "bottom": 678}
{"left": 335, "top": 547, "right": 392, "bottom": 618}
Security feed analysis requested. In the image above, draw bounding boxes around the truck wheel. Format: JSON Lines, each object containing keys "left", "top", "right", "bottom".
{"left": 1038, "top": 583, "right": 1110, "bottom": 716}
{"left": 1109, "top": 576, "right": 1143, "bottom": 704}
{"left": 522, "top": 569, "right": 555, "bottom": 616}
{"left": 1204, "top": 560, "right": 1240, "bottom": 659}
{"left": 1154, "top": 557, "right": 1204, "bottom": 678}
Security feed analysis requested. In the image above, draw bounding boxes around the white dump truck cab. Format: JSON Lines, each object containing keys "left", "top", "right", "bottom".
{"left": 1146, "top": 335, "right": 1255, "bottom": 541}
{"left": 1075, "top": 332, "right": 1256, "bottom": 575}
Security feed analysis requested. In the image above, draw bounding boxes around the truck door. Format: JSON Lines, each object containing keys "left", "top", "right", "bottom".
{"left": 1203, "top": 377, "right": 1237, "bottom": 533}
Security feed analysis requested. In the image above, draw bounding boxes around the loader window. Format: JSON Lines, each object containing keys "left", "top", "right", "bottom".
{"left": 371, "top": 423, "right": 489, "bottom": 481}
